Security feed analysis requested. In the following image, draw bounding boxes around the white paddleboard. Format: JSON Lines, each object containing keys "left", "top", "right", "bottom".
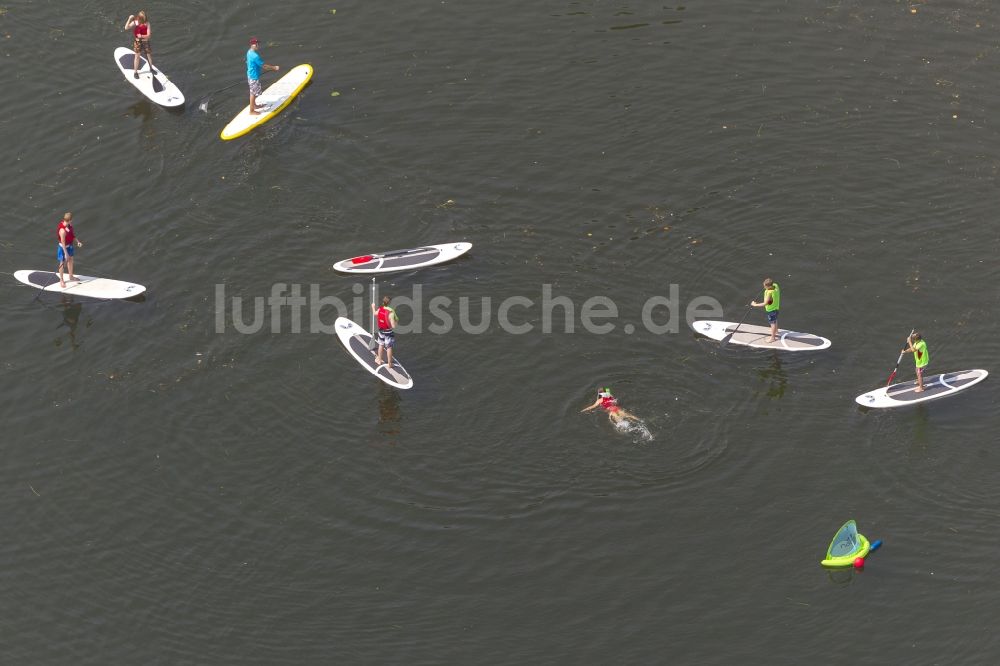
{"left": 220, "top": 64, "right": 313, "bottom": 140}
{"left": 692, "top": 320, "right": 831, "bottom": 351}
{"left": 113, "top": 47, "right": 184, "bottom": 107}
{"left": 14, "top": 270, "right": 146, "bottom": 299}
{"left": 855, "top": 369, "right": 988, "bottom": 408}
{"left": 333, "top": 242, "right": 472, "bottom": 274}
{"left": 335, "top": 317, "right": 413, "bottom": 390}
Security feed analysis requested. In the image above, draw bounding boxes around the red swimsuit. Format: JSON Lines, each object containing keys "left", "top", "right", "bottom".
{"left": 133, "top": 22, "right": 149, "bottom": 54}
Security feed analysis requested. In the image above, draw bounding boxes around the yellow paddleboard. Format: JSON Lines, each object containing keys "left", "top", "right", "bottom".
{"left": 220, "top": 64, "right": 313, "bottom": 140}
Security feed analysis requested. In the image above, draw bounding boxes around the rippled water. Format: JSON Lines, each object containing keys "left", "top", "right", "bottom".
{"left": 3, "top": 0, "right": 1000, "bottom": 663}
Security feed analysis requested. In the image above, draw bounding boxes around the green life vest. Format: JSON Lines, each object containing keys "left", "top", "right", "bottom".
{"left": 914, "top": 339, "right": 929, "bottom": 368}
{"left": 764, "top": 283, "right": 780, "bottom": 312}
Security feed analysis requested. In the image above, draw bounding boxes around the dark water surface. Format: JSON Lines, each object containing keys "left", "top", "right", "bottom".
{"left": 3, "top": 0, "right": 1000, "bottom": 663}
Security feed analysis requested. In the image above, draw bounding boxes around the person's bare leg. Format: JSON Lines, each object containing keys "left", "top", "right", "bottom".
{"left": 386, "top": 347, "right": 394, "bottom": 368}
{"left": 618, "top": 409, "right": 639, "bottom": 422}
{"left": 67, "top": 256, "right": 76, "bottom": 281}
{"left": 58, "top": 260, "right": 66, "bottom": 288}
{"left": 374, "top": 342, "right": 384, "bottom": 366}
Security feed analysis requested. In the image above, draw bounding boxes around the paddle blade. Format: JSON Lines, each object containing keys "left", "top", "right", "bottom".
{"left": 721, "top": 304, "right": 753, "bottom": 348}
{"left": 151, "top": 71, "right": 164, "bottom": 93}
{"left": 885, "top": 369, "right": 898, "bottom": 387}
{"left": 352, "top": 255, "right": 374, "bottom": 264}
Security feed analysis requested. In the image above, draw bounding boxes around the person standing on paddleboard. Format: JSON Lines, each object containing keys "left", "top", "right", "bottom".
{"left": 750, "top": 278, "right": 781, "bottom": 343}
{"left": 124, "top": 11, "right": 153, "bottom": 79}
{"left": 247, "top": 37, "right": 279, "bottom": 115}
{"left": 901, "top": 331, "right": 930, "bottom": 392}
{"left": 581, "top": 387, "right": 639, "bottom": 425}
{"left": 56, "top": 212, "right": 83, "bottom": 289}
{"left": 371, "top": 296, "right": 398, "bottom": 369}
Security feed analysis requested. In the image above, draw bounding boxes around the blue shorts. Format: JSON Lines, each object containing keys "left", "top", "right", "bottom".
{"left": 376, "top": 329, "right": 395, "bottom": 349}
{"left": 57, "top": 244, "right": 74, "bottom": 262}
{"left": 766, "top": 309, "right": 778, "bottom": 324}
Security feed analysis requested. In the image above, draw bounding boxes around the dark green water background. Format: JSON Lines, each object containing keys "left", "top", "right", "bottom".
{"left": 3, "top": 0, "right": 1000, "bottom": 663}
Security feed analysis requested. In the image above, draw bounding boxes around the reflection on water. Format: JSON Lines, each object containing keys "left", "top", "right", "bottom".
{"left": 125, "top": 98, "right": 165, "bottom": 144}
{"left": 126, "top": 99, "right": 155, "bottom": 123}
{"left": 52, "top": 296, "right": 87, "bottom": 350}
{"left": 377, "top": 385, "right": 402, "bottom": 439}
{"left": 756, "top": 354, "right": 788, "bottom": 399}
{"left": 825, "top": 567, "right": 858, "bottom": 587}
{"left": 908, "top": 405, "right": 931, "bottom": 452}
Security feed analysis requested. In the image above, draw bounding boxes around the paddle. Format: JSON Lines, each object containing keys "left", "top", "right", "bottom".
{"left": 197, "top": 80, "right": 244, "bottom": 113}
{"left": 139, "top": 41, "right": 163, "bottom": 94}
{"left": 719, "top": 290, "right": 760, "bottom": 347}
{"left": 383, "top": 247, "right": 431, "bottom": 258}
{"left": 885, "top": 329, "right": 915, "bottom": 386}
{"left": 368, "top": 276, "right": 378, "bottom": 351}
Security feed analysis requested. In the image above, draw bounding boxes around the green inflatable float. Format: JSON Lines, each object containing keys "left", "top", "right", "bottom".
{"left": 820, "top": 520, "right": 871, "bottom": 568}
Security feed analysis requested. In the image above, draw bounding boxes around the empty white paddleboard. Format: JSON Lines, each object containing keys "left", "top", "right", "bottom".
{"left": 335, "top": 317, "right": 413, "bottom": 389}
{"left": 14, "top": 270, "right": 146, "bottom": 299}
{"left": 113, "top": 47, "right": 184, "bottom": 107}
{"left": 692, "top": 320, "right": 831, "bottom": 351}
{"left": 333, "top": 242, "right": 472, "bottom": 274}
{"left": 855, "top": 369, "right": 988, "bottom": 408}
{"left": 220, "top": 64, "right": 313, "bottom": 140}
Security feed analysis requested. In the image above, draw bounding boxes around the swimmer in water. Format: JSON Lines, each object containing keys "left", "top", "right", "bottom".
{"left": 580, "top": 387, "right": 639, "bottom": 425}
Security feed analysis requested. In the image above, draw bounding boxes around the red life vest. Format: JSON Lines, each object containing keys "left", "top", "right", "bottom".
{"left": 376, "top": 306, "right": 394, "bottom": 331}
{"left": 57, "top": 220, "right": 75, "bottom": 245}
{"left": 134, "top": 23, "right": 149, "bottom": 39}
{"left": 600, "top": 396, "right": 618, "bottom": 409}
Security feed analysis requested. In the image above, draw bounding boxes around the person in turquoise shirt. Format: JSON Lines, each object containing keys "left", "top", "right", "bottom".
{"left": 902, "top": 331, "right": 930, "bottom": 392}
{"left": 246, "top": 37, "right": 280, "bottom": 115}
{"left": 750, "top": 277, "right": 781, "bottom": 343}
